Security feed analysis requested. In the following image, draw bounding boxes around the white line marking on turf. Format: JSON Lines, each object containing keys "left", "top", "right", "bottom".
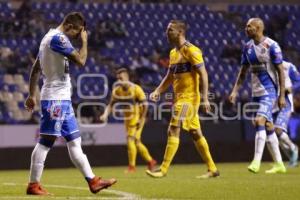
{"left": 2, "top": 182, "right": 140, "bottom": 200}
{"left": 0, "top": 197, "right": 128, "bottom": 200}
{"left": 0, "top": 197, "right": 147, "bottom": 200}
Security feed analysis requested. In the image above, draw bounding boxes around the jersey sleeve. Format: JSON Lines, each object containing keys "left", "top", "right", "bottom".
{"left": 241, "top": 45, "right": 249, "bottom": 65}
{"left": 135, "top": 85, "right": 146, "bottom": 102}
{"left": 289, "top": 63, "right": 300, "bottom": 83}
{"left": 50, "top": 34, "right": 75, "bottom": 57}
{"left": 269, "top": 42, "right": 283, "bottom": 64}
{"left": 185, "top": 46, "right": 204, "bottom": 69}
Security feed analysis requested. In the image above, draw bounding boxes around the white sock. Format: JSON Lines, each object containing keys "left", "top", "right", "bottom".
{"left": 266, "top": 132, "right": 283, "bottom": 163}
{"left": 253, "top": 129, "right": 267, "bottom": 162}
{"left": 67, "top": 137, "right": 95, "bottom": 180}
{"left": 279, "top": 132, "right": 296, "bottom": 151}
{"left": 266, "top": 142, "right": 275, "bottom": 161}
{"left": 29, "top": 143, "right": 50, "bottom": 183}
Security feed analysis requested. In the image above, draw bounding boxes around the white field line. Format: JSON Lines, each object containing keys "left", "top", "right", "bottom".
{"left": 2, "top": 182, "right": 141, "bottom": 200}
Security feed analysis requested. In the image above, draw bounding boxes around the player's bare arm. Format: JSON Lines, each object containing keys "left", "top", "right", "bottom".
{"left": 275, "top": 63, "right": 286, "bottom": 109}
{"left": 99, "top": 96, "right": 115, "bottom": 122}
{"left": 229, "top": 64, "right": 249, "bottom": 104}
{"left": 150, "top": 69, "right": 173, "bottom": 102}
{"left": 24, "top": 57, "right": 41, "bottom": 112}
{"left": 194, "top": 65, "right": 211, "bottom": 113}
{"left": 68, "top": 29, "right": 88, "bottom": 67}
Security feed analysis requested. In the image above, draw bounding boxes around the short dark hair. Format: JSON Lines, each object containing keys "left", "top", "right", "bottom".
{"left": 170, "top": 19, "right": 187, "bottom": 33}
{"left": 115, "top": 67, "right": 129, "bottom": 74}
{"left": 63, "top": 12, "right": 86, "bottom": 28}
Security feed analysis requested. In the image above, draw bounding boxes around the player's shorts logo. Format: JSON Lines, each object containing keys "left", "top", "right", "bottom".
{"left": 247, "top": 48, "right": 252, "bottom": 54}
{"left": 54, "top": 121, "right": 62, "bottom": 132}
{"left": 47, "top": 102, "right": 62, "bottom": 120}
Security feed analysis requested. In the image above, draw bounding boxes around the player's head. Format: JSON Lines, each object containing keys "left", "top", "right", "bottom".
{"left": 115, "top": 67, "right": 129, "bottom": 82}
{"left": 166, "top": 20, "right": 187, "bottom": 44}
{"left": 62, "top": 12, "right": 86, "bottom": 39}
{"left": 245, "top": 18, "right": 264, "bottom": 39}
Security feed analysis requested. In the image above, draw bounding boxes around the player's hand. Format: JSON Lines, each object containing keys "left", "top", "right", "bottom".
{"left": 149, "top": 90, "right": 160, "bottom": 102}
{"left": 99, "top": 114, "right": 108, "bottom": 123}
{"left": 201, "top": 98, "right": 211, "bottom": 113}
{"left": 228, "top": 92, "right": 237, "bottom": 104}
{"left": 278, "top": 95, "right": 286, "bottom": 109}
{"left": 24, "top": 96, "right": 36, "bottom": 112}
{"left": 81, "top": 29, "right": 88, "bottom": 43}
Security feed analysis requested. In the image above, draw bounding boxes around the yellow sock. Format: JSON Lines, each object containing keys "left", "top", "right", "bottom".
{"left": 127, "top": 139, "right": 137, "bottom": 167}
{"left": 137, "top": 142, "right": 152, "bottom": 162}
{"left": 194, "top": 137, "right": 217, "bottom": 172}
{"left": 160, "top": 136, "right": 179, "bottom": 174}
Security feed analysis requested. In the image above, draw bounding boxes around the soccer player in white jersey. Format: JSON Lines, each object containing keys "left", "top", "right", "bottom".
{"left": 24, "top": 12, "right": 116, "bottom": 195}
{"left": 229, "top": 18, "right": 286, "bottom": 173}
{"left": 269, "top": 61, "right": 299, "bottom": 167}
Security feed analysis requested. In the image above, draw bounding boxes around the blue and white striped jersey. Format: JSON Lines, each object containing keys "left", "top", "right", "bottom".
{"left": 241, "top": 37, "right": 283, "bottom": 97}
{"left": 39, "top": 29, "right": 75, "bottom": 100}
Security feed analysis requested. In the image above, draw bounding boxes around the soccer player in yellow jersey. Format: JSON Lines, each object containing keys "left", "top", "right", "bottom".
{"left": 100, "top": 68, "right": 157, "bottom": 173}
{"left": 146, "top": 20, "right": 219, "bottom": 178}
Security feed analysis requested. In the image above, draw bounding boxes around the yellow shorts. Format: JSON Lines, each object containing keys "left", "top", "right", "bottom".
{"left": 169, "top": 102, "right": 200, "bottom": 131}
{"left": 125, "top": 118, "right": 144, "bottom": 140}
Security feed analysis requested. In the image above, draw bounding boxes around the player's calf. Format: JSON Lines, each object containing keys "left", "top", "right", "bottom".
{"left": 289, "top": 145, "right": 299, "bottom": 167}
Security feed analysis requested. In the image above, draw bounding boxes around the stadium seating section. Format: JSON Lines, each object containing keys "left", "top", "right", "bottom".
{"left": 0, "top": 2, "right": 299, "bottom": 123}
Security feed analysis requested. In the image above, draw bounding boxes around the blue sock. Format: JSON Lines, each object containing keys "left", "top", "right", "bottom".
{"left": 85, "top": 177, "right": 93, "bottom": 182}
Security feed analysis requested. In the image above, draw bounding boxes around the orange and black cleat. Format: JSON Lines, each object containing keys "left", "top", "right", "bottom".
{"left": 88, "top": 176, "right": 117, "bottom": 194}
{"left": 147, "top": 159, "right": 157, "bottom": 171}
{"left": 26, "top": 182, "right": 51, "bottom": 195}
{"left": 124, "top": 165, "right": 136, "bottom": 174}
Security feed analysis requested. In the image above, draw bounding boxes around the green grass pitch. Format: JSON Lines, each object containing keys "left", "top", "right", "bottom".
{"left": 0, "top": 163, "right": 299, "bottom": 200}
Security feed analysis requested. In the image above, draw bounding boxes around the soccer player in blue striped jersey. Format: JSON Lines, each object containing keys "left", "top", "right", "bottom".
{"left": 24, "top": 12, "right": 116, "bottom": 195}
{"left": 269, "top": 61, "right": 300, "bottom": 167}
{"left": 229, "top": 18, "right": 286, "bottom": 174}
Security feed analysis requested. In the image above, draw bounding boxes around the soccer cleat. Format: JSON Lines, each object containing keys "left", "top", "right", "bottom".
{"left": 147, "top": 159, "right": 157, "bottom": 171}
{"left": 247, "top": 160, "right": 260, "bottom": 173}
{"left": 289, "top": 145, "right": 298, "bottom": 167}
{"left": 146, "top": 168, "right": 166, "bottom": 178}
{"left": 26, "top": 182, "right": 51, "bottom": 195}
{"left": 124, "top": 165, "right": 136, "bottom": 174}
{"left": 196, "top": 170, "right": 220, "bottom": 179}
{"left": 88, "top": 176, "right": 117, "bottom": 194}
{"left": 265, "top": 162, "right": 286, "bottom": 174}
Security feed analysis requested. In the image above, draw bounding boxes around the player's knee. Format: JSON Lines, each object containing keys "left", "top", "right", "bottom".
{"left": 31, "top": 143, "right": 51, "bottom": 164}
{"left": 134, "top": 139, "right": 141, "bottom": 145}
{"left": 189, "top": 129, "right": 202, "bottom": 141}
{"left": 254, "top": 117, "right": 265, "bottom": 127}
{"left": 265, "top": 121, "right": 274, "bottom": 131}
{"left": 274, "top": 127, "right": 283, "bottom": 135}
{"left": 127, "top": 136, "right": 136, "bottom": 142}
{"left": 168, "top": 126, "right": 180, "bottom": 137}
{"left": 31, "top": 148, "right": 41, "bottom": 163}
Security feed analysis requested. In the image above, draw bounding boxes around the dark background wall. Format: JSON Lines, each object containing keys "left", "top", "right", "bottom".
{"left": 1, "top": 121, "right": 295, "bottom": 170}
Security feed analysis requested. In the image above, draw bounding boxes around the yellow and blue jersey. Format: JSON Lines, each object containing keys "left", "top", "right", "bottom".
{"left": 112, "top": 83, "right": 146, "bottom": 126}
{"left": 169, "top": 41, "right": 204, "bottom": 104}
